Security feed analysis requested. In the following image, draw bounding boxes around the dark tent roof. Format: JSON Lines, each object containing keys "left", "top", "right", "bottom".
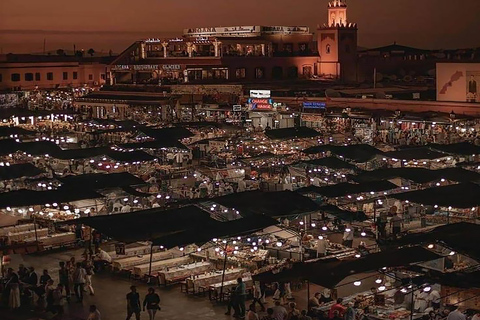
{"left": 53, "top": 147, "right": 112, "bottom": 160}
{"left": 383, "top": 147, "right": 447, "bottom": 160}
{"left": 428, "top": 142, "right": 480, "bottom": 155}
{"left": 303, "top": 144, "right": 384, "bottom": 163}
{"left": 254, "top": 246, "right": 440, "bottom": 288}
{"left": 396, "top": 222, "right": 480, "bottom": 261}
{"left": 0, "top": 108, "right": 78, "bottom": 119}
{"left": 390, "top": 183, "right": 480, "bottom": 208}
{"left": 140, "top": 127, "right": 194, "bottom": 140}
{"left": 152, "top": 214, "right": 278, "bottom": 248}
{"left": 59, "top": 173, "right": 145, "bottom": 190}
{"left": 353, "top": 167, "right": 480, "bottom": 184}
{"left": 0, "top": 187, "right": 103, "bottom": 208}
{"left": 319, "top": 204, "right": 368, "bottom": 222}
{"left": 87, "top": 118, "right": 142, "bottom": 129}
{"left": 199, "top": 190, "right": 319, "bottom": 218}
{"left": 0, "top": 139, "right": 19, "bottom": 155}
{"left": 297, "top": 181, "right": 397, "bottom": 198}
{"left": 106, "top": 150, "right": 156, "bottom": 162}
{"left": 60, "top": 206, "right": 213, "bottom": 243}
{"left": 17, "top": 141, "right": 62, "bottom": 156}
{"left": 121, "top": 186, "right": 153, "bottom": 197}
{"left": 0, "top": 127, "right": 36, "bottom": 137}
{"left": 265, "top": 127, "right": 320, "bottom": 140}
{"left": 0, "top": 163, "right": 44, "bottom": 181}
{"left": 297, "top": 157, "right": 357, "bottom": 170}
{"left": 118, "top": 140, "right": 187, "bottom": 150}
{"left": 240, "top": 152, "right": 276, "bottom": 163}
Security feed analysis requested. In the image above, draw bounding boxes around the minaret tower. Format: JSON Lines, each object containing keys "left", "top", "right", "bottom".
{"left": 317, "top": 0, "right": 358, "bottom": 81}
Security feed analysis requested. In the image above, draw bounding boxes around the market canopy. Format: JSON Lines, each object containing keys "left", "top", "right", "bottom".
{"left": 197, "top": 190, "right": 320, "bottom": 218}
{"left": 59, "top": 172, "right": 145, "bottom": 190}
{"left": 0, "top": 127, "right": 36, "bottom": 137}
{"left": 0, "top": 163, "right": 44, "bottom": 181}
{"left": 254, "top": 246, "right": 441, "bottom": 287}
{"left": 427, "top": 142, "right": 480, "bottom": 156}
{"left": 0, "top": 187, "right": 104, "bottom": 208}
{"left": 53, "top": 147, "right": 112, "bottom": 160}
{"left": 318, "top": 204, "right": 368, "bottom": 222}
{"left": 152, "top": 214, "right": 278, "bottom": 248}
{"left": 395, "top": 222, "right": 480, "bottom": 262}
{"left": 353, "top": 167, "right": 480, "bottom": 184}
{"left": 390, "top": 182, "right": 480, "bottom": 208}
{"left": 303, "top": 144, "right": 384, "bottom": 163}
{"left": 60, "top": 206, "right": 211, "bottom": 243}
{"left": 264, "top": 127, "right": 320, "bottom": 140}
{"left": 295, "top": 157, "right": 357, "bottom": 170}
{"left": 297, "top": 181, "right": 398, "bottom": 198}
{"left": 118, "top": 140, "right": 187, "bottom": 150}
{"left": 105, "top": 150, "right": 156, "bottom": 162}
{"left": 383, "top": 147, "right": 447, "bottom": 160}
{"left": 140, "top": 127, "right": 194, "bottom": 140}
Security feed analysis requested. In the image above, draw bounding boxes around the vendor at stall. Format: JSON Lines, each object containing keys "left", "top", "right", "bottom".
{"left": 94, "top": 248, "right": 112, "bottom": 272}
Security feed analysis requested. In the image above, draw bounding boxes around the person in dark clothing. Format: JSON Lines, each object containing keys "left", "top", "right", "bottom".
{"left": 126, "top": 286, "right": 141, "bottom": 320}
{"left": 58, "top": 262, "right": 70, "bottom": 299}
{"left": 40, "top": 269, "right": 52, "bottom": 286}
{"left": 143, "top": 287, "right": 160, "bottom": 320}
{"left": 225, "top": 288, "right": 238, "bottom": 316}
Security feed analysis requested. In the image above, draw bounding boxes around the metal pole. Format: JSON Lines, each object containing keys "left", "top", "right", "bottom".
{"left": 33, "top": 214, "right": 38, "bottom": 243}
{"left": 410, "top": 283, "right": 415, "bottom": 320}
{"left": 307, "top": 280, "right": 310, "bottom": 302}
{"left": 218, "top": 241, "right": 229, "bottom": 300}
{"left": 147, "top": 243, "right": 154, "bottom": 284}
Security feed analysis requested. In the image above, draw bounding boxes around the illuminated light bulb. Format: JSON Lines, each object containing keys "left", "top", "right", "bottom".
{"left": 355, "top": 254, "right": 361, "bottom": 258}
{"left": 361, "top": 232, "right": 366, "bottom": 237}
{"left": 375, "top": 279, "right": 382, "bottom": 284}
{"left": 427, "top": 244, "right": 434, "bottom": 249}
{"left": 234, "top": 246, "right": 239, "bottom": 250}
{"left": 233, "top": 250, "right": 238, "bottom": 254}
{"left": 353, "top": 281, "right": 361, "bottom": 286}
{"left": 63, "top": 205, "right": 69, "bottom": 210}
{"left": 215, "top": 248, "right": 220, "bottom": 252}
{"left": 299, "top": 221, "right": 304, "bottom": 225}
{"left": 318, "top": 236, "right": 324, "bottom": 240}
{"left": 212, "top": 238, "right": 218, "bottom": 242}
{"left": 345, "top": 228, "right": 351, "bottom": 232}
{"left": 197, "top": 248, "right": 202, "bottom": 252}
{"left": 52, "top": 203, "right": 58, "bottom": 207}
{"left": 265, "top": 240, "right": 270, "bottom": 244}
{"left": 179, "top": 247, "right": 184, "bottom": 251}
{"left": 322, "top": 226, "right": 328, "bottom": 231}
{"left": 156, "top": 194, "right": 161, "bottom": 198}
{"left": 449, "top": 251, "right": 455, "bottom": 256}
{"left": 378, "top": 286, "right": 386, "bottom": 291}
{"left": 276, "top": 242, "right": 282, "bottom": 247}
{"left": 401, "top": 288, "right": 408, "bottom": 293}
{"left": 423, "top": 286, "right": 431, "bottom": 292}
{"left": 123, "top": 198, "right": 128, "bottom": 202}
{"left": 232, "top": 240, "right": 237, "bottom": 244}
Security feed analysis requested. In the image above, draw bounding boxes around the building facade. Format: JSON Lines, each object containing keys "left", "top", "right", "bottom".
{"left": 109, "top": 0, "right": 358, "bottom": 84}
{"left": 0, "top": 54, "right": 112, "bottom": 91}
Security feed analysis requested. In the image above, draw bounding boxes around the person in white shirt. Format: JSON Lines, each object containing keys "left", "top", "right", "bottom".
{"left": 343, "top": 225, "right": 354, "bottom": 248}
{"left": 272, "top": 300, "right": 288, "bottom": 320}
{"left": 87, "top": 305, "right": 101, "bottom": 320}
{"left": 447, "top": 306, "right": 466, "bottom": 320}
{"left": 73, "top": 263, "right": 87, "bottom": 302}
{"left": 428, "top": 290, "right": 441, "bottom": 309}
{"left": 94, "top": 248, "right": 112, "bottom": 272}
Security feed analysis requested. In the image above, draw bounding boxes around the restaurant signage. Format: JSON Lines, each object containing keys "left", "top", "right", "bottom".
{"left": 112, "top": 65, "right": 130, "bottom": 71}
{"left": 183, "top": 26, "right": 261, "bottom": 37}
{"left": 303, "top": 101, "right": 326, "bottom": 109}
{"left": 250, "top": 90, "right": 271, "bottom": 98}
{"left": 162, "top": 65, "right": 181, "bottom": 71}
{"left": 248, "top": 98, "right": 273, "bottom": 104}
{"left": 261, "top": 26, "right": 310, "bottom": 34}
{"left": 133, "top": 65, "right": 159, "bottom": 71}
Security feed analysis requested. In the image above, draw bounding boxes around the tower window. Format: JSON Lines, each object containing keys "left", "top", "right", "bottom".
{"left": 326, "top": 45, "right": 331, "bottom": 54}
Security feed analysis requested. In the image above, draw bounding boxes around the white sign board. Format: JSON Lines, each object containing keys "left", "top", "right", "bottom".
{"left": 250, "top": 90, "right": 271, "bottom": 98}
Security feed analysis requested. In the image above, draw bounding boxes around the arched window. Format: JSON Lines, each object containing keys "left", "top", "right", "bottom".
{"left": 326, "top": 44, "right": 331, "bottom": 54}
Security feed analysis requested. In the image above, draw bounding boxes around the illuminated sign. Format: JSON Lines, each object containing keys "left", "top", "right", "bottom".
{"left": 250, "top": 90, "right": 271, "bottom": 98}
{"left": 162, "top": 65, "right": 181, "bottom": 71}
{"left": 183, "top": 26, "right": 261, "bottom": 37}
{"left": 251, "top": 104, "right": 273, "bottom": 110}
{"left": 233, "top": 105, "right": 242, "bottom": 111}
{"left": 261, "top": 26, "right": 310, "bottom": 34}
{"left": 248, "top": 98, "right": 273, "bottom": 104}
{"left": 112, "top": 65, "right": 130, "bottom": 71}
{"left": 303, "top": 101, "right": 326, "bottom": 109}
{"left": 133, "top": 65, "right": 159, "bottom": 71}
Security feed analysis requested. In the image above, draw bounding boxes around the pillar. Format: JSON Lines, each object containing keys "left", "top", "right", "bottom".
{"left": 161, "top": 42, "right": 168, "bottom": 58}
{"left": 261, "top": 44, "right": 265, "bottom": 56}
{"left": 186, "top": 42, "right": 193, "bottom": 58}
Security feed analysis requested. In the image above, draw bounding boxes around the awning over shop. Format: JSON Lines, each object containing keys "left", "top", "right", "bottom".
{"left": 297, "top": 181, "right": 398, "bottom": 198}
{"left": 295, "top": 157, "right": 357, "bottom": 170}
{"left": 106, "top": 150, "right": 156, "bottom": 162}
{"left": 118, "top": 140, "right": 187, "bottom": 150}
{"left": 0, "top": 127, "right": 36, "bottom": 137}
{"left": 427, "top": 142, "right": 480, "bottom": 156}
{"left": 253, "top": 246, "right": 441, "bottom": 287}
{"left": 265, "top": 127, "right": 320, "bottom": 140}
{"left": 0, "top": 187, "right": 104, "bottom": 208}
{"left": 390, "top": 183, "right": 480, "bottom": 208}
{"left": 353, "top": 167, "right": 480, "bottom": 184}
{"left": 0, "top": 163, "right": 44, "bottom": 181}
{"left": 59, "top": 172, "right": 145, "bottom": 190}
{"left": 396, "top": 222, "right": 480, "bottom": 261}
{"left": 383, "top": 147, "right": 447, "bottom": 160}
{"left": 303, "top": 144, "right": 384, "bottom": 163}
{"left": 197, "top": 190, "right": 320, "bottom": 218}
{"left": 53, "top": 147, "right": 112, "bottom": 160}
{"left": 140, "top": 127, "right": 194, "bottom": 140}
{"left": 318, "top": 204, "right": 368, "bottom": 222}
{"left": 152, "top": 214, "right": 278, "bottom": 248}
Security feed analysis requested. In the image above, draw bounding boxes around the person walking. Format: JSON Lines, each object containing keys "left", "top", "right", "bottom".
{"left": 143, "top": 287, "right": 161, "bottom": 320}
{"left": 126, "top": 285, "right": 141, "bottom": 320}
{"left": 235, "top": 278, "right": 247, "bottom": 319}
{"left": 73, "top": 262, "right": 87, "bottom": 302}
{"left": 52, "top": 284, "right": 65, "bottom": 315}
{"left": 252, "top": 281, "right": 265, "bottom": 312}
{"left": 85, "top": 261, "right": 95, "bottom": 296}
{"left": 58, "top": 261, "right": 70, "bottom": 300}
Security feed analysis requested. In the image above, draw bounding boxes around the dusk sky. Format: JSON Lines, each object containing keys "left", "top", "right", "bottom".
{"left": 1, "top": 0, "right": 479, "bottom": 54}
